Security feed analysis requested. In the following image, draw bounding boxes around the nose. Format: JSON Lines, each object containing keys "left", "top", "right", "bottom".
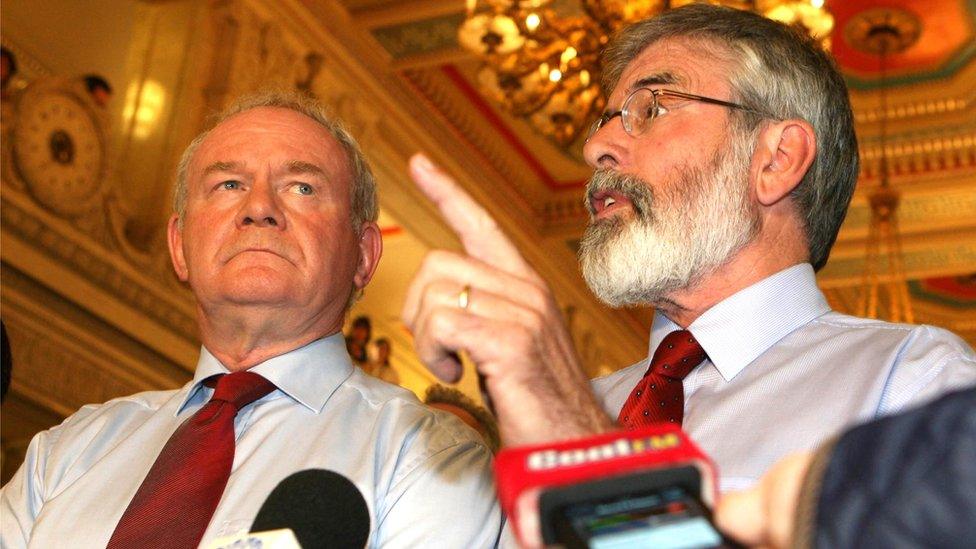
{"left": 238, "top": 177, "right": 284, "bottom": 229}
{"left": 582, "top": 117, "right": 627, "bottom": 170}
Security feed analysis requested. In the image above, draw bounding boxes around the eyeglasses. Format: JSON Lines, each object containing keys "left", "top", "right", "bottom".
{"left": 586, "top": 87, "right": 769, "bottom": 141}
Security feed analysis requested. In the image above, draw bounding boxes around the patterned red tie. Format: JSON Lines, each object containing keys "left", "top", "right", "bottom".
{"left": 108, "top": 371, "right": 275, "bottom": 548}
{"left": 617, "top": 330, "right": 706, "bottom": 430}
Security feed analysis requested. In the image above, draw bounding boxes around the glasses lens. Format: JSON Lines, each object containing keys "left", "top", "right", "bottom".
{"left": 621, "top": 88, "right": 655, "bottom": 136}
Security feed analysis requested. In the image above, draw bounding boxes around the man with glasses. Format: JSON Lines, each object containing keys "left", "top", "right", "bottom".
{"left": 402, "top": 3, "right": 975, "bottom": 491}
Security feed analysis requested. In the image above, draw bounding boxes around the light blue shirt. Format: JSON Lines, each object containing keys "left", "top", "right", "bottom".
{"left": 592, "top": 263, "right": 976, "bottom": 492}
{"left": 1, "top": 334, "right": 502, "bottom": 548}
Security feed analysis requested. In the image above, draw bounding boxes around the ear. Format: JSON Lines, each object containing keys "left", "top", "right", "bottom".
{"left": 353, "top": 222, "right": 383, "bottom": 291}
{"left": 167, "top": 214, "right": 189, "bottom": 282}
{"left": 752, "top": 119, "right": 817, "bottom": 206}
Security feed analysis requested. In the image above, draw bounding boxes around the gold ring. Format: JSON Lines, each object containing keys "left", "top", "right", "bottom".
{"left": 457, "top": 285, "right": 471, "bottom": 310}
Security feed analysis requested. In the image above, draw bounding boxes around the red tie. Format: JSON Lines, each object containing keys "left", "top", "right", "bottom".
{"left": 108, "top": 371, "right": 275, "bottom": 549}
{"left": 617, "top": 330, "right": 706, "bottom": 430}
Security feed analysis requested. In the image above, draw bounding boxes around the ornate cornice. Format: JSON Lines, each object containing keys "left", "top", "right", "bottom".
{"left": 402, "top": 68, "right": 546, "bottom": 212}
{"left": 0, "top": 295, "right": 186, "bottom": 417}
{"left": 858, "top": 124, "right": 976, "bottom": 181}
{"left": 1, "top": 191, "right": 198, "bottom": 341}
{"left": 853, "top": 96, "right": 971, "bottom": 124}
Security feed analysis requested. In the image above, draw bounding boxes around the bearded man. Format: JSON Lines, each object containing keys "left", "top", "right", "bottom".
{"left": 401, "top": 3, "right": 976, "bottom": 492}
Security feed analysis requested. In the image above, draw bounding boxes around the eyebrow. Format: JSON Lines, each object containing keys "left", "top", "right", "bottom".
{"left": 628, "top": 71, "right": 682, "bottom": 94}
{"left": 202, "top": 161, "right": 245, "bottom": 176}
{"left": 200, "top": 160, "right": 326, "bottom": 177}
{"left": 284, "top": 160, "right": 326, "bottom": 177}
{"left": 600, "top": 72, "right": 685, "bottom": 116}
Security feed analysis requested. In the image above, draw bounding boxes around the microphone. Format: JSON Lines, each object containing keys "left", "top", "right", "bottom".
{"left": 206, "top": 469, "right": 371, "bottom": 549}
{"left": 250, "top": 469, "right": 371, "bottom": 549}
{"left": 494, "top": 425, "right": 720, "bottom": 548}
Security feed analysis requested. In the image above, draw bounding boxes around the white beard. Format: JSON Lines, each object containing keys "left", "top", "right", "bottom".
{"left": 579, "top": 138, "right": 760, "bottom": 308}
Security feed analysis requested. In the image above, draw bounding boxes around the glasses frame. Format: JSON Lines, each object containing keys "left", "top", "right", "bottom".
{"left": 586, "top": 88, "right": 769, "bottom": 141}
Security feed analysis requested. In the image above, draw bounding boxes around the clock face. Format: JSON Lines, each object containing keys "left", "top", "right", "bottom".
{"left": 12, "top": 89, "right": 106, "bottom": 216}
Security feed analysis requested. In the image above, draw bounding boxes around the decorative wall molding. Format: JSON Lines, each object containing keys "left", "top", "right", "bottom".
{"left": 403, "top": 68, "right": 545, "bottom": 213}
{"left": 1, "top": 296, "right": 181, "bottom": 417}
{"left": 853, "top": 96, "right": 971, "bottom": 124}
{"left": 858, "top": 130, "right": 976, "bottom": 180}
{"left": 1, "top": 191, "right": 198, "bottom": 342}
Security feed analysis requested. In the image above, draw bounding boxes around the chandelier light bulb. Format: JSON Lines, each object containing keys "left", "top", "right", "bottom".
{"left": 549, "top": 68, "right": 563, "bottom": 82}
{"left": 526, "top": 12, "right": 541, "bottom": 31}
{"left": 561, "top": 46, "right": 577, "bottom": 64}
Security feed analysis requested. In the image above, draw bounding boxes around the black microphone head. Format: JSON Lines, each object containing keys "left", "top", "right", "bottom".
{"left": 251, "top": 469, "right": 370, "bottom": 549}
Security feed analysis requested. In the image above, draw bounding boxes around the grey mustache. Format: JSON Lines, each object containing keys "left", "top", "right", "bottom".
{"left": 585, "top": 169, "right": 653, "bottom": 219}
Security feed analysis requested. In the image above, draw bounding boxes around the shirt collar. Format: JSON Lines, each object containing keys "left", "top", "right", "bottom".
{"left": 649, "top": 263, "right": 830, "bottom": 382}
{"left": 177, "top": 332, "right": 354, "bottom": 415}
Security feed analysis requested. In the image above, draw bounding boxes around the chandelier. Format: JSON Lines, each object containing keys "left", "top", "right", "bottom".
{"left": 848, "top": 7, "right": 920, "bottom": 323}
{"left": 458, "top": 0, "right": 834, "bottom": 146}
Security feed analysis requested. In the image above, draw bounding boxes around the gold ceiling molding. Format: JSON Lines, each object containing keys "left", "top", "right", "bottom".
{"left": 1, "top": 193, "right": 199, "bottom": 354}
{"left": 540, "top": 195, "right": 589, "bottom": 230}
{"left": 829, "top": 187, "right": 976, "bottom": 258}
{"left": 1, "top": 190, "right": 195, "bottom": 339}
{"left": 0, "top": 292, "right": 185, "bottom": 417}
{"left": 402, "top": 67, "right": 562, "bottom": 211}
{"left": 0, "top": 319, "right": 117, "bottom": 418}
{"left": 348, "top": 0, "right": 462, "bottom": 30}
{"left": 403, "top": 69, "right": 527, "bottom": 189}
{"left": 821, "top": 234, "right": 976, "bottom": 286}
{"left": 858, "top": 131, "right": 976, "bottom": 180}
{"left": 861, "top": 132, "right": 976, "bottom": 160}
{"left": 849, "top": 188, "right": 976, "bottom": 233}
{"left": 854, "top": 97, "right": 970, "bottom": 124}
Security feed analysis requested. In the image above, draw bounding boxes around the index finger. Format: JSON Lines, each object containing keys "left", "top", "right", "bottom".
{"left": 409, "top": 153, "right": 540, "bottom": 283}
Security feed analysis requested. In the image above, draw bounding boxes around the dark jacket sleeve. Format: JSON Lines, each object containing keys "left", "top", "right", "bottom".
{"left": 810, "top": 387, "right": 976, "bottom": 548}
